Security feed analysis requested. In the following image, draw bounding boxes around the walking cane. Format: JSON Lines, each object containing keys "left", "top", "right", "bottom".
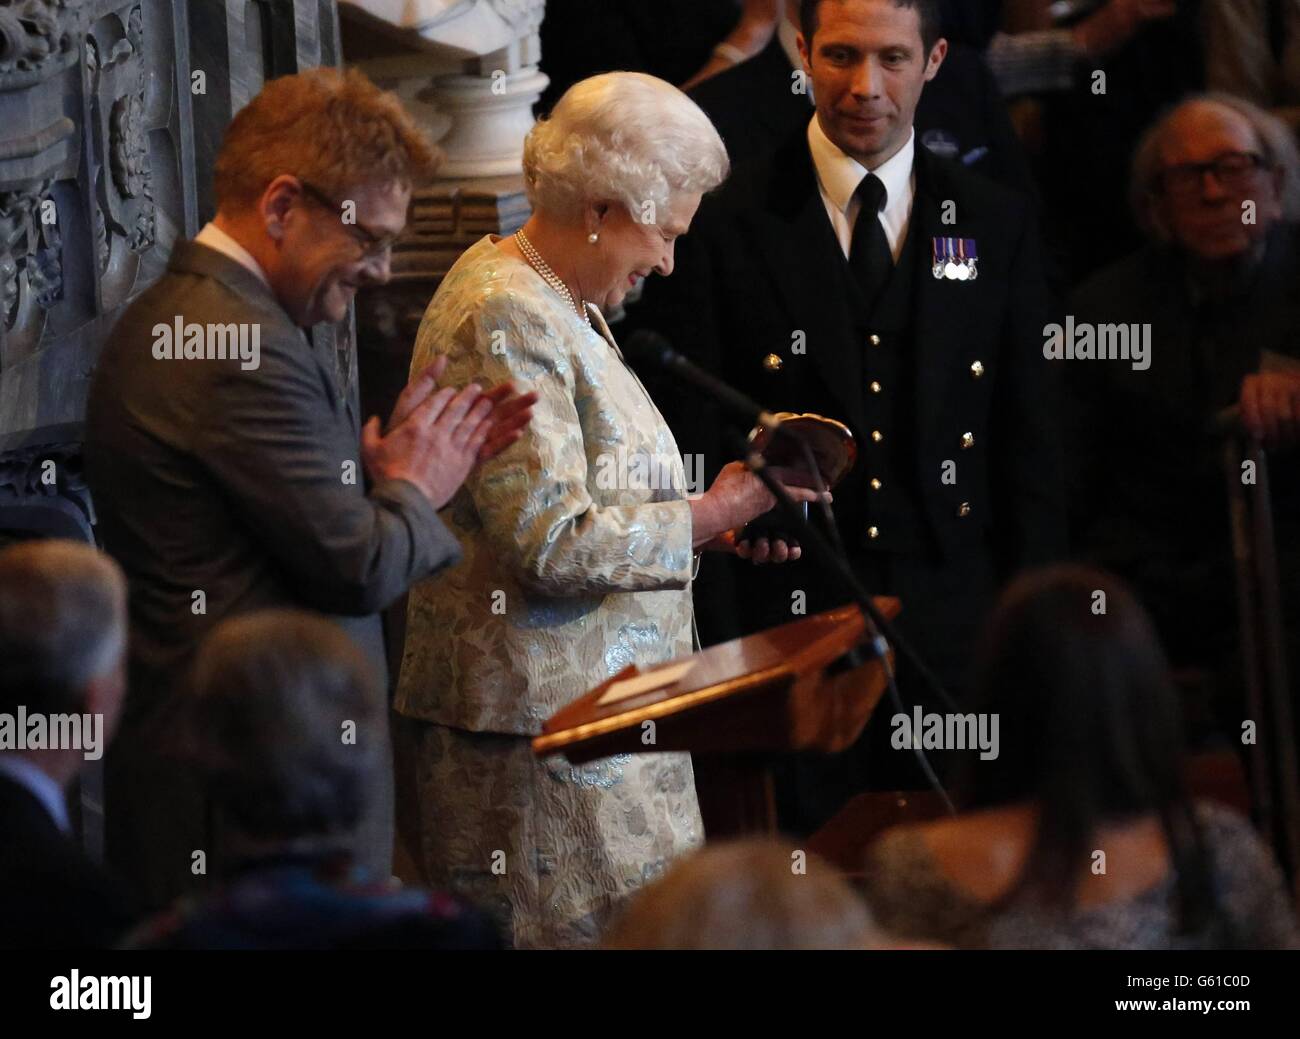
{"left": 1220, "top": 410, "right": 1300, "bottom": 901}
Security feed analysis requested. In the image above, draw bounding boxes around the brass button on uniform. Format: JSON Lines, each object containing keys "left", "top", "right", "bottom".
{"left": 869, "top": 380, "right": 882, "bottom": 394}
{"left": 957, "top": 502, "right": 972, "bottom": 518}
{"left": 970, "top": 360, "right": 984, "bottom": 379}
{"left": 869, "top": 334, "right": 882, "bottom": 346}
{"left": 762, "top": 353, "right": 783, "bottom": 372}
{"left": 870, "top": 478, "right": 883, "bottom": 491}
{"left": 960, "top": 432, "right": 975, "bottom": 450}
{"left": 868, "top": 525, "right": 881, "bottom": 539}
{"left": 871, "top": 430, "right": 884, "bottom": 443}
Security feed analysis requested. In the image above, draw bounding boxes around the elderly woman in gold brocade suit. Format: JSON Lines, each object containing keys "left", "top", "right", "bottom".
{"left": 394, "top": 73, "right": 817, "bottom": 948}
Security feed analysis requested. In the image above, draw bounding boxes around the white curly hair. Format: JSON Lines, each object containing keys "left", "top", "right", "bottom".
{"left": 523, "top": 72, "right": 730, "bottom": 223}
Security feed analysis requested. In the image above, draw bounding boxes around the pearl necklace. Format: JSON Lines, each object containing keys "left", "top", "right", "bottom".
{"left": 515, "top": 229, "right": 590, "bottom": 325}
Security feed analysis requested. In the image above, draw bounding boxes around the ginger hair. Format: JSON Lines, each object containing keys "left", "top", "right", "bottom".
{"left": 213, "top": 67, "right": 440, "bottom": 211}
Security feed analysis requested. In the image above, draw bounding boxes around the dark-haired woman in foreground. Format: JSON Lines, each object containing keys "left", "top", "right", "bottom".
{"left": 863, "top": 565, "right": 1299, "bottom": 949}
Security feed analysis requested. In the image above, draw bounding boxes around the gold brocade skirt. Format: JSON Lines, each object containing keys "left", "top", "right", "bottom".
{"left": 394, "top": 715, "right": 703, "bottom": 949}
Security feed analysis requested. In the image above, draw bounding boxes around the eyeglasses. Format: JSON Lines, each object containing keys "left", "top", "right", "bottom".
{"left": 1157, "top": 151, "right": 1270, "bottom": 198}
{"left": 296, "top": 179, "right": 400, "bottom": 261}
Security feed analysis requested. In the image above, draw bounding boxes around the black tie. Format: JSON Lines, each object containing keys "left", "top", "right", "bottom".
{"left": 849, "top": 173, "right": 893, "bottom": 309}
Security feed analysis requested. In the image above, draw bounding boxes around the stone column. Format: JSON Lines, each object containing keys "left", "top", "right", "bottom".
{"left": 340, "top": 0, "right": 548, "bottom": 417}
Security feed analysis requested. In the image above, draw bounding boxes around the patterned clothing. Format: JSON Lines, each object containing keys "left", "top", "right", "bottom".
{"left": 862, "top": 802, "right": 1300, "bottom": 949}
{"left": 395, "top": 236, "right": 704, "bottom": 948}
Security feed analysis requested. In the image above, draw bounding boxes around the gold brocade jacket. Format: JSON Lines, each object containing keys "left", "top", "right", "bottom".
{"left": 394, "top": 236, "right": 696, "bottom": 735}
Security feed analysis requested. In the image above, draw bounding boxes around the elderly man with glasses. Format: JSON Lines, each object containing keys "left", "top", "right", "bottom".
{"left": 85, "top": 68, "right": 535, "bottom": 911}
{"left": 1065, "top": 93, "right": 1300, "bottom": 754}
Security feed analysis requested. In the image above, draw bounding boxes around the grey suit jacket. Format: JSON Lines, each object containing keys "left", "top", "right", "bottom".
{"left": 86, "top": 241, "right": 462, "bottom": 709}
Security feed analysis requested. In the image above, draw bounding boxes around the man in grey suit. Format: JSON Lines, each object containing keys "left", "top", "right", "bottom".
{"left": 85, "top": 68, "right": 535, "bottom": 909}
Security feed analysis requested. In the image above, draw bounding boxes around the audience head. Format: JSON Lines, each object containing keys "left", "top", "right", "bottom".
{"left": 182, "top": 609, "right": 383, "bottom": 859}
{"left": 1131, "top": 94, "right": 1300, "bottom": 263}
{"left": 967, "top": 564, "right": 1185, "bottom": 818}
{"left": 603, "top": 838, "right": 880, "bottom": 949}
{"left": 212, "top": 67, "right": 440, "bottom": 326}
{"left": 963, "top": 565, "right": 1214, "bottom": 929}
{"left": 0, "top": 540, "right": 127, "bottom": 782}
{"left": 522, "top": 72, "right": 729, "bottom": 310}
{"left": 797, "top": 0, "right": 947, "bottom": 168}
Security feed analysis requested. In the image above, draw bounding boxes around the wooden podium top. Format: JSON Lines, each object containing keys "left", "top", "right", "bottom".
{"left": 533, "top": 600, "right": 900, "bottom": 764}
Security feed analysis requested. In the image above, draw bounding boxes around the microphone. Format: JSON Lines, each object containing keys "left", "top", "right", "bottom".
{"left": 625, "top": 329, "right": 958, "bottom": 808}
{"left": 623, "top": 330, "right": 783, "bottom": 434}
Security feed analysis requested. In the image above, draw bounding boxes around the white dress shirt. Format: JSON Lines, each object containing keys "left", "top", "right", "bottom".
{"left": 778, "top": 16, "right": 916, "bottom": 260}
{"left": 194, "top": 221, "right": 272, "bottom": 288}
{"left": 0, "top": 755, "right": 70, "bottom": 834}
{"left": 807, "top": 115, "right": 916, "bottom": 262}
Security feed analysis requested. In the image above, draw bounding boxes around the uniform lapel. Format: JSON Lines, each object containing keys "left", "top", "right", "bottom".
{"left": 749, "top": 133, "right": 866, "bottom": 434}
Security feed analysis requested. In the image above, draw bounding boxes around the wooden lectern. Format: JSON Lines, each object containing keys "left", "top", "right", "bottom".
{"left": 533, "top": 601, "right": 900, "bottom": 838}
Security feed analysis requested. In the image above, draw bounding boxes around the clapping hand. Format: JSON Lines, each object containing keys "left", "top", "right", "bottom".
{"left": 473, "top": 380, "right": 538, "bottom": 462}
{"left": 362, "top": 357, "right": 538, "bottom": 510}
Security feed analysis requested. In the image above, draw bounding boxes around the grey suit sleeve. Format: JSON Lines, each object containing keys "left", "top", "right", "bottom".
{"left": 193, "top": 329, "right": 462, "bottom": 616}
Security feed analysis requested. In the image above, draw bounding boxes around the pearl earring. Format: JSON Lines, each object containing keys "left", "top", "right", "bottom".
{"left": 588, "top": 232, "right": 599, "bottom": 244}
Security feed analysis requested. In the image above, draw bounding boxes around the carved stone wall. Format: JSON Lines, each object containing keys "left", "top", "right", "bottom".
{"left": 0, "top": 0, "right": 343, "bottom": 544}
{"left": 0, "top": 0, "right": 343, "bottom": 862}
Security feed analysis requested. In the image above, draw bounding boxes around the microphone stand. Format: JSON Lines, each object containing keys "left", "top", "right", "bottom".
{"left": 1212, "top": 405, "right": 1300, "bottom": 896}
{"left": 626, "top": 332, "right": 957, "bottom": 805}
{"left": 721, "top": 424, "right": 959, "bottom": 713}
{"left": 721, "top": 424, "right": 958, "bottom": 812}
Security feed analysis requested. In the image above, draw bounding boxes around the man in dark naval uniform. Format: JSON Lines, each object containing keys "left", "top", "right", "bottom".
{"left": 627, "top": 0, "right": 1064, "bottom": 832}
{"left": 687, "top": 0, "right": 1036, "bottom": 196}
